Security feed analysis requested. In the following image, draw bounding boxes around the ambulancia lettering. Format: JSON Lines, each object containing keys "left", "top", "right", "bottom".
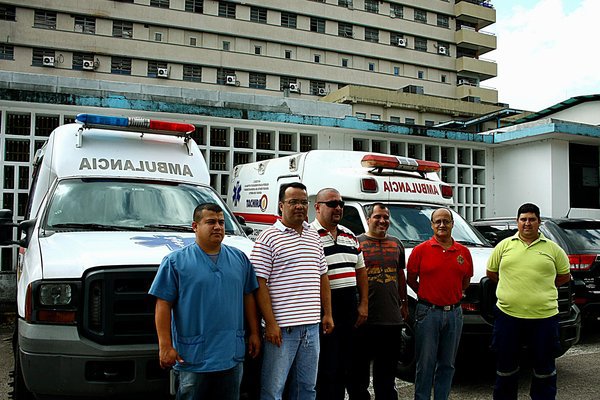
{"left": 383, "top": 181, "right": 439, "bottom": 195}
{"left": 79, "top": 158, "right": 194, "bottom": 177}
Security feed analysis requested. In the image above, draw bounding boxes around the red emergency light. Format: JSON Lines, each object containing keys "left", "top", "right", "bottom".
{"left": 361, "top": 154, "right": 441, "bottom": 173}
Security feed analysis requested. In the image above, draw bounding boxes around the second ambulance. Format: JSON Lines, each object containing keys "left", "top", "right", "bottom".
{"left": 228, "top": 150, "right": 580, "bottom": 379}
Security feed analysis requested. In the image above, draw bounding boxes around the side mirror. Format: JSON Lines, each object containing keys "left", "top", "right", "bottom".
{"left": 18, "top": 218, "right": 38, "bottom": 248}
{"left": 235, "top": 215, "right": 254, "bottom": 236}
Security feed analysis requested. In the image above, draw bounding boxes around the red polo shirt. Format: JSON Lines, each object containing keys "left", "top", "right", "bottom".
{"left": 407, "top": 237, "right": 473, "bottom": 306}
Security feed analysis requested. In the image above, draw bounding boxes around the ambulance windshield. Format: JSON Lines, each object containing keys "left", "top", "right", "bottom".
{"left": 342, "top": 204, "right": 490, "bottom": 248}
{"left": 44, "top": 179, "right": 243, "bottom": 235}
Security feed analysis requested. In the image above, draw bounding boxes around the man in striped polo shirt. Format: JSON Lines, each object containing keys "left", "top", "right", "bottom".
{"left": 311, "top": 188, "right": 368, "bottom": 400}
{"left": 251, "top": 182, "right": 334, "bottom": 400}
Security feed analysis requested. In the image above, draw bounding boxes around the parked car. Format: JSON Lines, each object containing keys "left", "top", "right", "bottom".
{"left": 472, "top": 217, "right": 600, "bottom": 323}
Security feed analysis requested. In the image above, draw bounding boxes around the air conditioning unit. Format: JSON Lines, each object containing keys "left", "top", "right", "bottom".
{"left": 82, "top": 60, "right": 95, "bottom": 70}
{"left": 42, "top": 56, "right": 55, "bottom": 67}
{"left": 397, "top": 38, "right": 407, "bottom": 47}
{"left": 157, "top": 67, "right": 169, "bottom": 78}
{"left": 289, "top": 83, "right": 300, "bottom": 93}
{"left": 226, "top": 75, "right": 238, "bottom": 86}
{"left": 438, "top": 46, "right": 448, "bottom": 55}
{"left": 317, "top": 88, "right": 328, "bottom": 96}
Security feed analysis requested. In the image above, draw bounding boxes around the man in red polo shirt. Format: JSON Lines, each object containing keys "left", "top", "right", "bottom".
{"left": 407, "top": 207, "right": 473, "bottom": 400}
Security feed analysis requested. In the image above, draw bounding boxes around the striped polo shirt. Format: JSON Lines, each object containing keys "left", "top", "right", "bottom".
{"left": 250, "top": 220, "right": 328, "bottom": 327}
{"left": 310, "top": 220, "right": 365, "bottom": 290}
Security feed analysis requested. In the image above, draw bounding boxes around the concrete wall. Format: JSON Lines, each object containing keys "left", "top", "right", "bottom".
{"left": 488, "top": 139, "right": 571, "bottom": 218}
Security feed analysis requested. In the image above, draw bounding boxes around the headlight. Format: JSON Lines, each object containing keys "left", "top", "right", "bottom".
{"left": 39, "top": 283, "right": 73, "bottom": 305}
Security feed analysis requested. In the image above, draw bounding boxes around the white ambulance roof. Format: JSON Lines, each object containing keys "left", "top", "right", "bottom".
{"left": 46, "top": 123, "right": 209, "bottom": 184}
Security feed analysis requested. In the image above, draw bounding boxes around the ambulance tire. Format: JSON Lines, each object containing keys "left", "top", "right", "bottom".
{"left": 396, "top": 304, "right": 416, "bottom": 383}
{"left": 11, "top": 341, "right": 34, "bottom": 400}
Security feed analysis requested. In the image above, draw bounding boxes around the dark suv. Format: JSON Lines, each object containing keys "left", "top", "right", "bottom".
{"left": 472, "top": 218, "right": 600, "bottom": 322}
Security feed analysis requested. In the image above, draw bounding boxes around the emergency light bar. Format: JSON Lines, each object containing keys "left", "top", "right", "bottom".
{"left": 75, "top": 114, "right": 196, "bottom": 136}
{"left": 361, "top": 154, "right": 440, "bottom": 173}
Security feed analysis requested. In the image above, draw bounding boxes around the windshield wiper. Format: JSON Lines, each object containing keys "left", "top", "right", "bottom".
{"left": 457, "top": 240, "right": 489, "bottom": 247}
{"left": 49, "top": 223, "right": 133, "bottom": 231}
{"left": 143, "top": 224, "right": 193, "bottom": 232}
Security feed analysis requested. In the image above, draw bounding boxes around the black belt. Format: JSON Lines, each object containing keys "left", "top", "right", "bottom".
{"left": 418, "top": 299, "right": 461, "bottom": 311}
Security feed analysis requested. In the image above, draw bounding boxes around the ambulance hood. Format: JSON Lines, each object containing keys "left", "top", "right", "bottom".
{"left": 37, "top": 231, "right": 254, "bottom": 279}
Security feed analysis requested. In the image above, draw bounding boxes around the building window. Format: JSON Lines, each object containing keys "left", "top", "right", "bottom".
{"left": 32, "top": 48, "right": 55, "bottom": 67}
{"left": 5, "top": 139, "right": 30, "bottom": 162}
{"left": 310, "top": 17, "right": 325, "bottom": 33}
{"left": 300, "top": 135, "right": 314, "bottom": 152}
{"left": 249, "top": 72, "right": 267, "bottom": 89}
{"left": 285, "top": 50, "right": 292, "bottom": 59}
{"left": 368, "top": 62, "right": 375, "bottom": 71}
{"left": 6, "top": 113, "right": 31, "bottom": 136}
{"left": 364, "top": 0, "right": 378, "bottom": 13}
{"left": 72, "top": 52, "right": 95, "bottom": 70}
{"left": 190, "top": 37, "right": 197, "bottom": 46}
{"left": 418, "top": 70, "right": 424, "bottom": 79}
{"left": 415, "top": 37, "right": 427, "bottom": 52}
{"left": 365, "top": 28, "right": 379, "bottom": 43}
{"left": 0, "top": 5, "right": 16, "bottom": 21}
{"left": 405, "top": 118, "right": 415, "bottom": 125}
{"left": 0, "top": 44, "right": 14, "bottom": 60}
{"left": 154, "top": 32, "right": 163, "bottom": 42}
{"left": 342, "top": 58, "right": 348, "bottom": 67}
{"left": 210, "top": 127, "right": 228, "bottom": 147}
{"left": 147, "top": 61, "right": 168, "bottom": 78}
{"left": 393, "top": 66, "right": 400, "bottom": 75}
{"left": 185, "top": 0, "right": 203, "bottom": 13}
{"left": 310, "top": 80, "right": 325, "bottom": 95}
{"left": 111, "top": 56, "right": 132, "bottom": 75}
{"left": 150, "top": 0, "right": 170, "bottom": 8}
{"left": 34, "top": 10, "right": 57, "bottom": 30}
{"left": 390, "top": 32, "right": 406, "bottom": 46}
{"left": 113, "top": 20, "right": 133, "bottom": 38}
{"left": 390, "top": 116, "right": 401, "bottom": 123}
{"left": 254, "top": 46, "right": 261, "bottom": 55}
{"left": 414, "top": 9, "right": 427, "bottom": 24}
{"left": 219, "top": 1, "right": 236, "bottom": 18}
{"left": 74, "top": 16, "right": 96, "bottom": 34}
{"left": 355, "top": 112, "right": 366, "bottom": 119}
{"left": 339, "top": 0, "right": 353, "bottom": 8}
{"left": 425, "top": 120, "right": 435, "bottom": 127}
{"left": 256, "top": 131, "right": 272, "bottom": 150}
{"left": 279, "top": 133, "right": 293, "bottom": 152}
{"left": 234, "top": 130, "right": 251, "bottom": 148}
{"left": 371, "top": 114, "right": 380, "bottom": 121}
{"left": 391, "top": 4, "right": 403, "bottom": 18}
{"left": 281, "top": 12, "right": 297, "bottom": 28}
{"left": 437, "top": 14, "right": 449, "bottom": 28}
{"left": 280, "top": 76, "right": 297, "bottom": 91}
{"left": 441, "top": 74, "right": 447, "bottom": 83}
{"left": 569, "top": 143, "right": 600, "bottom": 209}
{"left": 250, "top": 6, "right": 267, "bottom": 23}
{"left": 223, "top": 41, "right": 230, "bottom": 51}
{"left": 217, "top": 68, "right": 236, "bottom": 84}
{"left": 314, "top": 54, "right": 321, "bottom": 63}
{"left": 338, "top": 22, "right": 353, "bottom": 38}
{"left": 35, "top": 115, "right": 59, "bottom": 137}
{"left": 209, "top": 152, "right": 227, "bottom": 171}
{"left": 183, "top": 64, "right": 202, "bottom": 82}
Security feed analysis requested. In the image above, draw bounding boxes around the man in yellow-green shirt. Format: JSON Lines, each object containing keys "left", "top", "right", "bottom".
{"left": 486, "top": 203, "right": 570, "bottom": 400}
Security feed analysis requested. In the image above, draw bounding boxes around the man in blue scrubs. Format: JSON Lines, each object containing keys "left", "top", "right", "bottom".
{"left": 150, "top": 202, "right": 260, "bottom": 400}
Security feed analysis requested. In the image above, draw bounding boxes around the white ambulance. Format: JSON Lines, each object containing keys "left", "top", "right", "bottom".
{"left": 0, "top": 114, "right": 253, "bottom": 399}
{"left": 228, "top": 150, "right": 580, "bottom": 379}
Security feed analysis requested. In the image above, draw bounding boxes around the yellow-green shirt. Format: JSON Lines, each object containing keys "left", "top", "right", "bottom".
{"left": 486, "top": 232, "right": 569, "bottom": 319}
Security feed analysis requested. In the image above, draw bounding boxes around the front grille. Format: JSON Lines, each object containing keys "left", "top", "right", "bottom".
{"left": 82, "top": 266, "right": 159, "bottom": 345}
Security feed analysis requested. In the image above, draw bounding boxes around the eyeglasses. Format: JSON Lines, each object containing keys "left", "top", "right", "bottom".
{"left": 432, "top": 219, "right": 453, "bottom": 226}
{"left": 317, "top": 200, "right": 345, "bottom": 208}
{"left": 283, "top": 199, "right": 309, "bottom": 206}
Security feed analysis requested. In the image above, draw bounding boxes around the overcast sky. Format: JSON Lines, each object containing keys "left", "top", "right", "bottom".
{"left": 485, "top": 0, "right": 600, "bottom": 112}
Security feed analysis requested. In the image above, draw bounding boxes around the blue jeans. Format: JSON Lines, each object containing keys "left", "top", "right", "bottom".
{"left": 491, "top": 308, "right": 559, "bottom": 400}
{"left": 260, "top": 323, "right": 320, "bottom": 400}
{"left": 414, "top": 302, "right": 463, "bottom": 400}
{"left": 175, "top": 362, "right": 243, "bottom": 400}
